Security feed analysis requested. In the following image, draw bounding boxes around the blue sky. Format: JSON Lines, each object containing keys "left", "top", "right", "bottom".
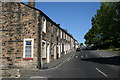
{"left": 30, "top": 2, "right": 100, "bottom": 44}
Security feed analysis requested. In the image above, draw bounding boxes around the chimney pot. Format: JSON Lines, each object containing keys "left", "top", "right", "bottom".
{"left": 28, "top": 0, "right": 35, "bottom": 7}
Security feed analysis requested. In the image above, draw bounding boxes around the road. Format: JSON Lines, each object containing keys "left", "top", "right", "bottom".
{"left": 19, "top": 50, "right": 119, "bottom": 79}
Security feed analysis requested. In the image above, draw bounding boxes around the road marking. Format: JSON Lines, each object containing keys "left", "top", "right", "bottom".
{"left": 30, "top": 76, "right": 47, "bottom": 79}
{"left": 72, "top": 54, "right": 75, "bottom": 58}
{"left": 96, "top": 68, "right": 108, "bottom": 77}
{"left": 81, "top": 56, "right": 83, "bottom": 57}
{"left": 67, "top": 58, "right": 71, "bottom": 61}
{"left": 75, "top": 56, "right": 78, "bottom": 58}
{"left": 99, "top": 54, "right": 105, "bottom": 57}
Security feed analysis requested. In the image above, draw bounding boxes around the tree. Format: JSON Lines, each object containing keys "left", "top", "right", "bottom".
{"left": 80, "top": 43, "right": 84, "bottom": 47}
{"left": 84, "top": 2, "right": 120, "bottom": 49}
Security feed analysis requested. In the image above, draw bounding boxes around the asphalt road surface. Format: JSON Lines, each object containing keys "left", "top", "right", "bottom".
{"left": 18, "top": 50, "right": 119, "bottom": 79}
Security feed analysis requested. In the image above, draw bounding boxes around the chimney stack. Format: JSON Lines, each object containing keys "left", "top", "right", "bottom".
{"left": 28, "top": 0, "right": 35, "bottom": 7}
{"left": 57, "top": 24, "right": 60, "bottom": 26}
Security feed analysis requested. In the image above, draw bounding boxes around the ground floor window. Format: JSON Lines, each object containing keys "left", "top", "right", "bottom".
{"left": 23, "top": 39, "right": 34, "bottom": 60}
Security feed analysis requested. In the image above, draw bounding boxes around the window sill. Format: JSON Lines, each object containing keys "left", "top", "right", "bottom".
{"left": 23, "top": 58, "right": 33, "bottom": 60}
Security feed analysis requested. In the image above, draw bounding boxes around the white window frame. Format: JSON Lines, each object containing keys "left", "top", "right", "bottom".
{"left": 42, "top": 17, "right": 46, "bottom": 33}
{"left": 23, "top": 39, "right": 34, "bottom": 58}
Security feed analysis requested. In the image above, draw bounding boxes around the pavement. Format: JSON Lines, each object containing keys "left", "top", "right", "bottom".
{"left": 43, "top": 50, "right": 75, "bottom": 69}
{"left": 18, "top": 50, "right": 76, "bottom": 77}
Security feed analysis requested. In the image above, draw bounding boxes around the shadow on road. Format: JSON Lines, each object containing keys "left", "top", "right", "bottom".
{"left": 81, "top": 56, "right": 120, "bottom": 66}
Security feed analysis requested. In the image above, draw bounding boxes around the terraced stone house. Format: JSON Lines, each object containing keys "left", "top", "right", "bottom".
{"left": 1, "top": 1, "right": 79, "bottom": 69}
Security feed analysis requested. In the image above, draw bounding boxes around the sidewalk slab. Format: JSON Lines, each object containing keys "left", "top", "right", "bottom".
{"left": 43, "top": 51, "right": 75, "bottom": 69}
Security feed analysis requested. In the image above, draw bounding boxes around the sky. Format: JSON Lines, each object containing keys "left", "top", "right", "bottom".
{"left": 34, "top": 2, "right": 101, "bottom": 44}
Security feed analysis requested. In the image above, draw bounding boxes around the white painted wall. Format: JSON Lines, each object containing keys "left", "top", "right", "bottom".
{"left": 58, "top": 45, "right": 61, "bottom": 58}
{"left": 54, "top": 45, "right": 57, "bottom": 59}
{"left": 42, "top": 40, "right": 46, "bottom": 58}
{"left": 47, "top": 43, "right": 50, "bottom": 63}
{"left": 61, "top": 44, "right": 62, "bottom": 52}
{"left": 64, "top": 44, "right": 66, "bottom": 54}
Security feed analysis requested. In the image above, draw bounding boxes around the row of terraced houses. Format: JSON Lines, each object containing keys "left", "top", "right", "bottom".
{"left": 1, "top": 1, "right": 79, "bottom": 69}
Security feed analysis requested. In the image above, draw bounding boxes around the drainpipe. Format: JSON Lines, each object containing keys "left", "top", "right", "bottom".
{"left": 37, "top": 13, "right": 43, "bottom": 69}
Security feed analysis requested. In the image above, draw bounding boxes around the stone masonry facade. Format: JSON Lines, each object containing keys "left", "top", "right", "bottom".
{"left": 1, "top": 1, "right": 79, "bottom": 69}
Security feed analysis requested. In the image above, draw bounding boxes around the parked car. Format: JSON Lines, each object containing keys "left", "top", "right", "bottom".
{"left": 84, "top": 47, "right": 91, "bottom": 50}
{"left": 76, "top": 48, "right": 82, "bottom": 52}
{"left": 113, "top": 48, "right": 120, "bottom": 51}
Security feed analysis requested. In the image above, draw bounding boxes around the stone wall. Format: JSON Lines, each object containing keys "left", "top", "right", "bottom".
{"left": 42, "top": 18, "right": 58, "bottom": 62}
{"left": 2, "top": 2, "right": 39, "bottom": 68}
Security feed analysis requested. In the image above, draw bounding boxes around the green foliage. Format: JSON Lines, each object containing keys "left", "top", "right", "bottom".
{"left": 109, "top": 45, "right": 115, "bottom": 49}
{"left": 80, "top": 43, "right": 83, "bottom": 46}
{"left": 84, "top": 2, "right": 120, "bottom": 49}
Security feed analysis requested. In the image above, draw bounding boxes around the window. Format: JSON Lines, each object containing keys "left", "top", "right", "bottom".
{"left": 61, "top": 30, "right": 62, "bottom": 38}
{"left": 23, "top": 39, "right": 34, "bottom": 60}
{"left": 66, "top": 34, "right": 67, "bottom": 40}
{"left": 63, "top": 33, "right": 65, "bottom": 39}
{"left": 51, "top": 25, "right": 53, "bottom": 33}
{"left": 42, "top": 17, "right": 46, "bottom": 33}
{"left": 57, "top": 29, "right": 59, "bottom": 36}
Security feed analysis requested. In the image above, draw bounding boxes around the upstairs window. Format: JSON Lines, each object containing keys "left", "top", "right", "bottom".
{"left": 63, "top": 33, "right": 65, "bottom": 39}
{"left": 42, "top": 17, "right": 46, "bottom": 33}
{"left": 66, "top": 34, "right": 67, "bottom": 40}
{"left": 51, "top": 25, "right": 53, "bottom": 33}
{"left": 61, "top": 30, "right": 62, "bottom": 38}
{"left": 57, "top": 29, "right": 59, "bottom": 36}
